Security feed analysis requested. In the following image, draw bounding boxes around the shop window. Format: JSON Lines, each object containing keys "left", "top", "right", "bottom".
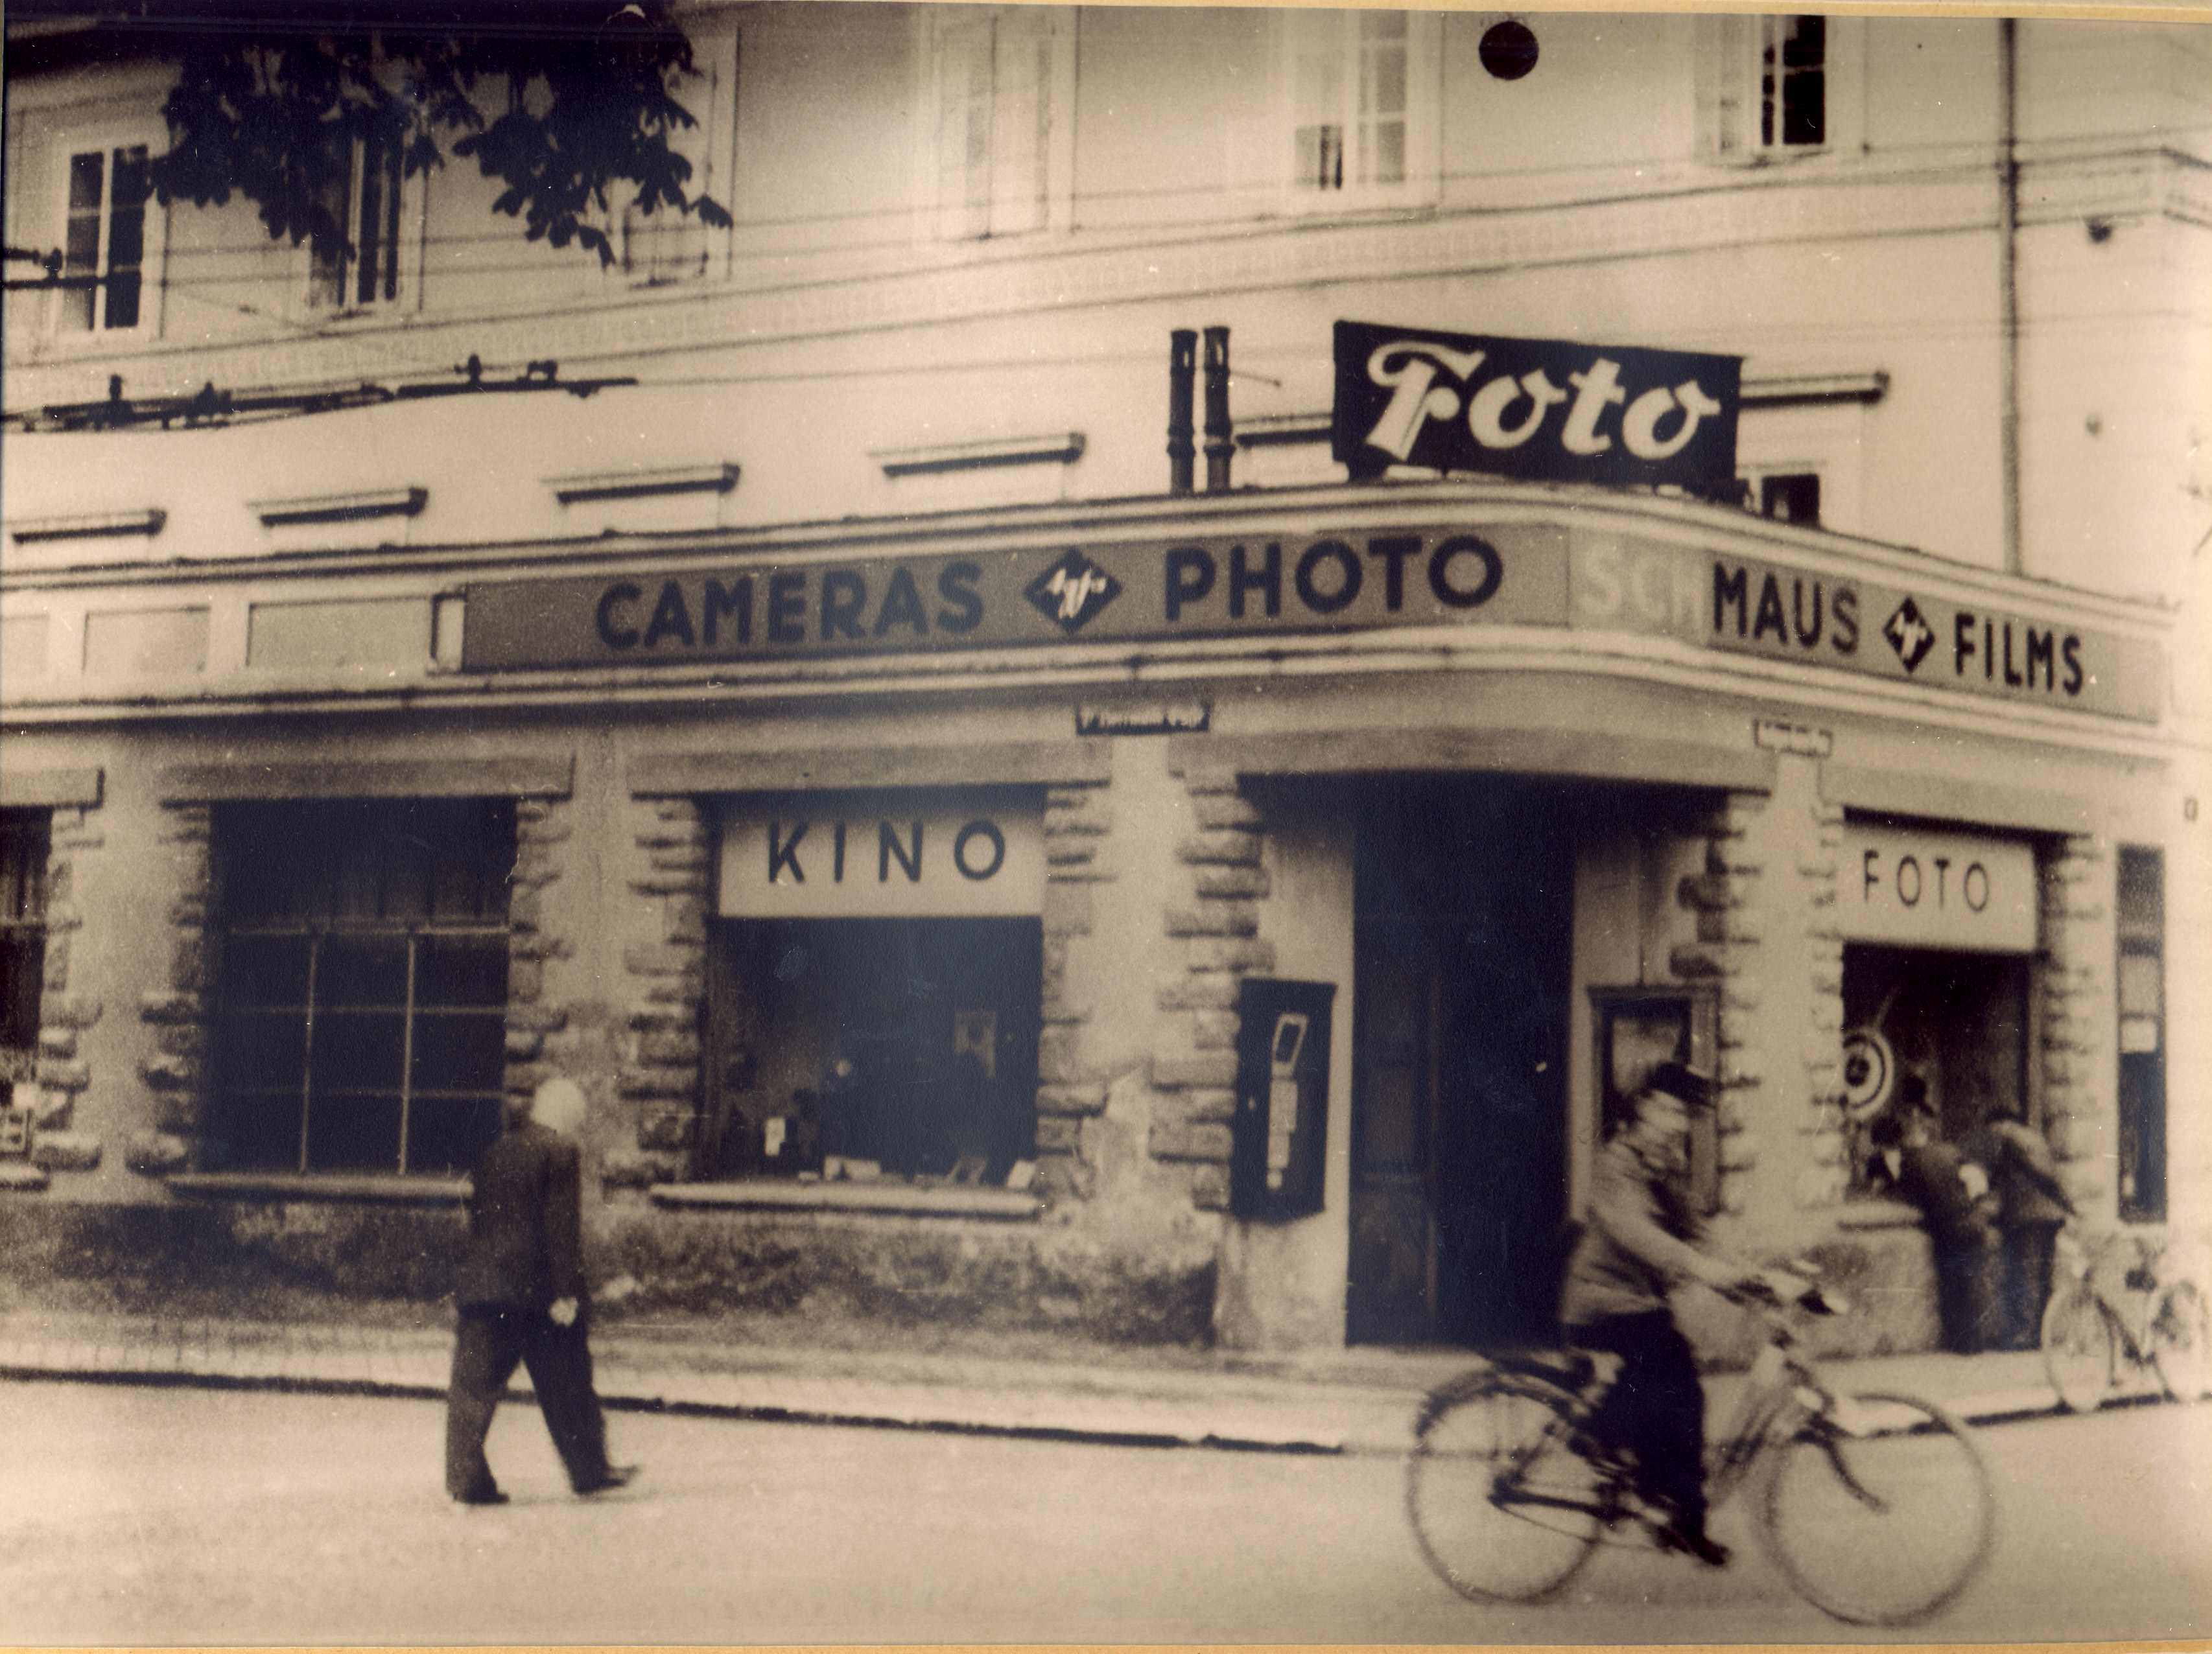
{"left": 309, "top": 133, "right": 414, "bottom": 312}
{"left": 2117, "top": 846, "right": 2165, "bottom": 1223}
{"left": 928, "top": 8, "right": 1070, "bottom": 242}
{"left": 1841, "top": 944, "right": 2031, "bottom": 1194}
{"left": 1590, "top": 986, "right": 1720, "bottom": 1217}
{"left": 1280, "top": 9, "right": 1439, "bottom": 211}
{"left": 1697, "top": 15, "right": 1852, "bottom": 163}
{"left": 55, "top": 141, "right": 154, "bottom": 334}
{"left": 0, "top": 813, "right": 51, "bottom": 1088}
{"left": 207, "top": 798, "right": 513, "bottom": 1176}
{"left": 705, "top": 916, "right": 1040, "bottom": 1189}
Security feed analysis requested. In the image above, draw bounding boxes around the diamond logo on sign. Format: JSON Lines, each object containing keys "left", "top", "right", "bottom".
{"left": 1025, "top": 550, "right": 1123, "bottom": 635}
{"left": 1882, "top": 596, "right": 1936, "bottom": 673}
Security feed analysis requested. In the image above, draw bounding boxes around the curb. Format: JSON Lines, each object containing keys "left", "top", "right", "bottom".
{"left": 10, "top": 1349, "right": 2182, "bottom": 1456}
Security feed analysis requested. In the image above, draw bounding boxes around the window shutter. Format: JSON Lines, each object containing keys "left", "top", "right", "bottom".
{"left": 1695, "top": 13, "right": 1755, "bottom": 163}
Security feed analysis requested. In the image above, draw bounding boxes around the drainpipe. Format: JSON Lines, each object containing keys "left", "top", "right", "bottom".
{"left": 1202, "top": 325, "right": 1233, "bottom": 493}
{"left": 1168, "top": 329, "right": 1197, "bottom": 495}
{"left": 1999, "top": 17, "right": 2023, "bottom": 577}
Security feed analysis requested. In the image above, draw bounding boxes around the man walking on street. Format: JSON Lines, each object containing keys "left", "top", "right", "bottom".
{"left": 446, "top": 1075, "right": 637, "bottom": 1506}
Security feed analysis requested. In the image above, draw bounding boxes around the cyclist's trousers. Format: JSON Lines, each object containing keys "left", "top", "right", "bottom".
{"left": 1570, "top": 1309, "right": 1708, "bottom": 1528}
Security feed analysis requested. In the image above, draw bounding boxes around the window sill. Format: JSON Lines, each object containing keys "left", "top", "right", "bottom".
{"left": 166, "top": 1172, "right": 469, "bottom": 1207}
{"left": 1833, "top": 1198, "right": 1923, "bottom": 1232}
{"left": 650, "top": 1178, "right": 1042, "bottom": 1222}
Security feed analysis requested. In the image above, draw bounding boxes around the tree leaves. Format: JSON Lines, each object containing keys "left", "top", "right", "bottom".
{"left": 143, "top": 1, "right": 729, "bottom": 268}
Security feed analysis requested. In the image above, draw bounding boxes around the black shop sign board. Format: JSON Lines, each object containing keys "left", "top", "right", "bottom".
{"left": 1332, "top": 319, "right": 1743, "bottom": 493}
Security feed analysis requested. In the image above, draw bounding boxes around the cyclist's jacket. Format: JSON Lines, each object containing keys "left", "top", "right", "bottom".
{"left": 1560, "top": 1137, "right": 1730, "bottom": 1326}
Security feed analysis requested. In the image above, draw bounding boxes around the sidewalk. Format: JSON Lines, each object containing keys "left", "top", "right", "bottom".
{"left": 0, "top": 1308, "right": 2168, "bottom": 1455}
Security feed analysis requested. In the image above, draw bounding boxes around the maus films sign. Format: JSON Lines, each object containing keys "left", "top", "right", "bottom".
{"left": 1332, "top": 320, "right": 1743, "bottom": 492}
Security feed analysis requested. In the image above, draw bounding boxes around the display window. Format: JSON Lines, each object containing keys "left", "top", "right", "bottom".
{"left": 206, "top": 798, "right": 514, "bottom": 1176}
{"left": 703, "top": 789, "right": 1045, "bottom": 1189}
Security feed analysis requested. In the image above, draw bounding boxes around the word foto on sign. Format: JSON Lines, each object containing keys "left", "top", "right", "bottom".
{"left": 1838, "top": 824, "right": 2037, "bottom": 954}
{"left": 1332, "top": 320, "right": 1742, "bottom": 493}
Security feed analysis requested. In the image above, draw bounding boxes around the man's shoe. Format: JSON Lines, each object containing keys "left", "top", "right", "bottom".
{"left": 1655, "top": 1520, "right": 1731, "bottom": 1568}
{"left": 574, "top": 1464, "right": 640, "bottom": 1497}
{"left": 453, "top": 1488, "right": 510, "bottom": 1507}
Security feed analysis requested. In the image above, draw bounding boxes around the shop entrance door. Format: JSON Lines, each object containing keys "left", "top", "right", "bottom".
{"left": 1347, "top": 778, "right": 1573, "bottom": 1347}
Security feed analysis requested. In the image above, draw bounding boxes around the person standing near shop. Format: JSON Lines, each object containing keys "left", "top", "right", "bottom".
{"left": 1871, "top": 1080, "right": 2002, "bottom": 1354}
{"left": 445, "top": 1075, "right": 637, "bottom": 1506}
{"left": 1962, "top": 1101, "right": 2075, "bottom": 1350}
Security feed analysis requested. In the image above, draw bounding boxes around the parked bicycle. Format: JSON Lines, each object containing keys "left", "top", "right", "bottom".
{"left": 2040, "top": 1222, "right": 2209, "bottom": 1412}
{"left": 1405, "top": 1271, "right": 1995, "bottom": 1627}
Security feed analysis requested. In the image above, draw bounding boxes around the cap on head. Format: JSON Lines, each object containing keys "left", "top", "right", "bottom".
{"left": 1643, "top": 1060, "right": 1715, "bottom": 1112}
{"left": 532, "top": 1075, "right": 587, "bottom": 1138}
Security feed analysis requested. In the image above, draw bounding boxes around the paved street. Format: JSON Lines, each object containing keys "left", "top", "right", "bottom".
{"left": 3, "top": 1377, "right": 2207, "bottom": 1644}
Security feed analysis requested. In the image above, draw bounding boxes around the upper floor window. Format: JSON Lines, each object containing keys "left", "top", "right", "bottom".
{"left": 1745, "top": 467, "right": 1822, "bottom": 525}
{"left": 928, "top": 8, "right": 1072, "bottom": 241}
{"left": 1698, "top": 14, "right": 1852, "bottom": 163}
{"left": 617, "top": 25, "right": 738, "bottom": 285}
{"left": 0, "top": 812, "right": 50, "bottom": 1087}
{"left": 1280, "top": 10, "right": 1439, "bottom": 211}
{"left": 56, "top": 141, "right": 154, "bottom": 334}
{"left": 309, "top": 133, "right": 416, "bottom": 312}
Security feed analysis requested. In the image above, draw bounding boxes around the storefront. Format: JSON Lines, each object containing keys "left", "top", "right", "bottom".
{"left": 0, "top": 328, "right": 2183, "bottom": 1358}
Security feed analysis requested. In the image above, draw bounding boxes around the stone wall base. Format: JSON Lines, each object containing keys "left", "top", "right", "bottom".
{"left": 0, "top": 1199, "right": 1217, "bottom": 1347}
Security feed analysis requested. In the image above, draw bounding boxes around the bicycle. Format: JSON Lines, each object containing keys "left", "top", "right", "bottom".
{"left": 2040, "top": 1222, "right": 2209, "bottom": 1412}
{"left": 1405, "top": 1272, "right": 1995, "bottom": 1626}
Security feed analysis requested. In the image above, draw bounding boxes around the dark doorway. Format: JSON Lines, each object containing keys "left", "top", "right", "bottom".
{"left": 1348, "top": 776, "right": 1575, "bottom": 1347}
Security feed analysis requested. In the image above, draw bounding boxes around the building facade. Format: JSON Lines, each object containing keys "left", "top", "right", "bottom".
{"left": 3, "top": 5, "right": 2206, "bottom": 1356}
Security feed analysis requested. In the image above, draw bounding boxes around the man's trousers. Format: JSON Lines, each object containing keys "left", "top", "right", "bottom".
{"left": 1570, "top": 1309, "right": 1710, "bottom": 1528}
{"left": 445, "top": 1305, "right": 611, "bottom": 1500}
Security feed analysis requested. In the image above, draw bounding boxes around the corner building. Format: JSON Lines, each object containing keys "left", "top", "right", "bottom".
{"left": 3, "top": 6, "right": 2205, "bottom": 1358}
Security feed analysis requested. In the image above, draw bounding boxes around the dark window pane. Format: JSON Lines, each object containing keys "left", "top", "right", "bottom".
{"left": 416, "top": 937, "right": 508, "bottom": 1008}
{"left": 220, "top": 935, "right": 313, "bottom": 1010}
{"left": 1760, "top": 472, "right": 1822, "bottom": 524}
{"left": 1782, "top": 69, "right": 1825, "bottom": 145}
{"left": 405, "top": 1095, "right": 504, "bottom": 1175}
{"left": 1, "top": 935, "right": 43, "bottom": 1051}
{"left": 312, "top": 1008, "right": 408, "bottom": 1095}
{"left": 215, "top": 1009, "right": 308, "bottom": 1091}
{"left": 210, "top": 1089, "right": 305, "bottom": 1171}
{"left": 410, "top": 1009, "right": 507, "bottom": 1093}
{"left": 306, "top": 1092, "right": 404, "bottom": 1172}
{"left": 103, "top": 146, "right": 148, "bottom": 329}
{"left": 316, "top": 938, "right": 409, "bottom": 1008}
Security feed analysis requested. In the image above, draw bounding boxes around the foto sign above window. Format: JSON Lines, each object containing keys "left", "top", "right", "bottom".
{"left": 719, "top": 801, "right": 1044, "bottom": 920}
{"left": 1839, "top": 824, "right": 2036, "bottom": 955}
{"left": 1332, "top": 320, "right": 1742, "bottom": 493}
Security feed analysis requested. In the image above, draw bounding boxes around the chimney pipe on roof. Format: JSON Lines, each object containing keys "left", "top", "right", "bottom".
{"left": 1201, "top": 325, "right": 1232, "bottom": 493}
{"left": 1167, "top": 329, "right": 1197, "bottom": 495}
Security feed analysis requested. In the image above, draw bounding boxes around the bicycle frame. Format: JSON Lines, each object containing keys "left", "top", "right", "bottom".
{"left": 2053, "top": 1224, "right": 2160, "bottom": 1373}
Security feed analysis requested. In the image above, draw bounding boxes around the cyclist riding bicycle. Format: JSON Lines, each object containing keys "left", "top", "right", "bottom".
{"left": 1560, "top": 1060, "right": 1768, "bottom": 1568}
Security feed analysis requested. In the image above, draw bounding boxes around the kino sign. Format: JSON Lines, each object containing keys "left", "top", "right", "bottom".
{"left": 1839, "top": 824, "right": 2036, "bottom": 954}
{"left": 719, "top": 802, "right": 1044, "bottom": 919}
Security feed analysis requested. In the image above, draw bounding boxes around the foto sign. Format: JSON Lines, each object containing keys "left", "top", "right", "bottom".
{"left": 1332, "top": 320, "right": 1742, "bottom": 491}
{"left": 720, "top": 801, "right": 1043, "bottom": 919}
{"left": 1839, "top": 824, "right": 2036, "bottom": 953}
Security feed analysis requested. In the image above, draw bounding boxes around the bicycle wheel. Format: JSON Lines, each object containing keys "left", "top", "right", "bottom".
{"left": 2150, "top": 1279, "right": 2211, "bottom": 1403}
{"left": 2041, "top": 1281, "right": 2117, "bottom": 1413}
{"left": 1758, "top": 1391, "right": 1994, "bottom": 1626}
{"left": 1406, "top": 1376, "right": 1605, "bottom": 1603}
